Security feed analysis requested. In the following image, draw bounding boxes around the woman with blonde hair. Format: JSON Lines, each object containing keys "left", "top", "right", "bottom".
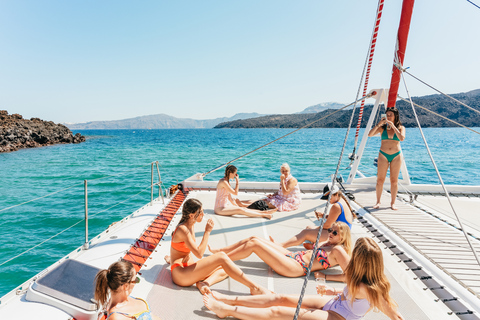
{"left": 170, "top": 198, "right": 270, "bottom": 295}
{"left": 209, "top": 222, "right": 352, "bottom": 278}
{"left": 204, "top": 237, "right": 404, "bottom": 320}
{"left": 264, "top": 163, "right": 302, "bottom": 211}
{"left": 94, "top": 260, "right": 161, "bottom": 320}
{"left": 214, "top": 165, "right": 276, "bottom": 219}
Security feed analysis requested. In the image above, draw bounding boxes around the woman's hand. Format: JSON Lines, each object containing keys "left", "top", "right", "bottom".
{"left": 234, "top": 173, "right": 239, "bottom": 181}
{"left": 205, "top": 218, "right": 214, "bottom": 233}
{"left": 280, "top": 173, "right": 286, "bottom": 182}
{"left": 314, "top": 209, "right": 324, "bottom": 220}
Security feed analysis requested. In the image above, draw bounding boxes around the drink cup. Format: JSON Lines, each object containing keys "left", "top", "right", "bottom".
{"left": 316, "top": 277, "right": 326, "bottom": 295}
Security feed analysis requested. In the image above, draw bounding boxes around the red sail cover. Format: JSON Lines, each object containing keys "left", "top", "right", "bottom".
{"left": 386, "top": 0, "right": 415, "bottom": 109}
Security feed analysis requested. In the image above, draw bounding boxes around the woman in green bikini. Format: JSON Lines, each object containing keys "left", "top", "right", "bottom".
{"left": 368, "top": 107, "right": 405, "bottom": 210}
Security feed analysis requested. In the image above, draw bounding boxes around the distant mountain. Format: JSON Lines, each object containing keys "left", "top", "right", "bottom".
{"left": 66, "top": 113, "right": 265, "bottom": 130}
{"left": 214, "top": 89, "right": 480, "bottom": 128}
{"left": 297, "top": 102, "right": 344, "bottom": 114}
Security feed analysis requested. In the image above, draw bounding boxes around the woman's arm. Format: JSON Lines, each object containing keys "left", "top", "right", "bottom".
{"left": 368, "top": 118, "right": 386, "bottom": 137}
{"left": 181, "top": 221, "right": 214, "bottom": 259}
{"left": 322, "top": 203, "right": 341, "bottom": 229}
{"left": 380, "top": 298, "right": 405, "bottom": 320}
{"left": 281, "top": 176, "right": 297, "bottom": 194}
{"left": 220, "top": 177, "right": 239, "bottom": 196}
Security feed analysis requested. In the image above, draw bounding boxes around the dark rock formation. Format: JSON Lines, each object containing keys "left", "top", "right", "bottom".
{"left": 0, "top": 110, "right": 86, "bottom": 153}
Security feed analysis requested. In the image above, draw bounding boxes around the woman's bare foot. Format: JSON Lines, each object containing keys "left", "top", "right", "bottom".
{"left": 250, "top": 285, "right": 272, "bottom": 295}
{"left": 196, "top": 281, "right": 211, "bottom": 295}
{"left": 164, "top": 255, "right": 171, "bottom": 264}
{"left": 263, "top": 213, "right": 273, "bottom": 220}
{"left": 391, "top": 204, "right": 398, "bottom": 210}
{"left": 211, "top": 290, "right": 236, "bottom": 305}
{"left": 203, "top": 294, "right": 230, "bottom": 319}
{"left": 208, "top": 244, "right": 220, "bottom": 254}
{"left": 373, "top": 203, "right": 380, "bottom": 209}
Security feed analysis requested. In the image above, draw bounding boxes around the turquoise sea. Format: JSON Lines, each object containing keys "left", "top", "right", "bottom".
{"left": 1, "top": 128, "right": 479, "bottom": 296}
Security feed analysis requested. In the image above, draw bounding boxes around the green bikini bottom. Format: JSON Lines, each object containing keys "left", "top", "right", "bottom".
{"left": 379, "top": 150, "right": 401, "bottom": 163}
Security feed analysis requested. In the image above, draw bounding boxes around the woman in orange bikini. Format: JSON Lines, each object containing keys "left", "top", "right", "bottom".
{"left": 170, "top": 198, "right": 270, "bottom": 295}
{"left": 368, "top": 108, "right": 406, "bottom": 210}
{"left": 208, "top": 222, "right": 352, "bottom": 278}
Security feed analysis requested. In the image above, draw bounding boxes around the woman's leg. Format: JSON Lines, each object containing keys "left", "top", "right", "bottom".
{"left": 271, "top": 227, "right": 326, "bottom": 249}
{"left": 204, "top": 293, "right": 334, "bottom": 320}
{"left": 222, "top": 236, "right": 304, "bottom": 277}
{"left": 215, "top": 207, "right": 275, "bottom": 219}
{"left": 172, "top": 252, "right": 269, "bottom": 295}
{"left": 196, "top": 267, "right": 228, "bottom": 294}
{"left": 374, "top": 152, "right": 389, "bottom": 209}
{"left": 389, "top": 154, "right": 402, "bottom": 210}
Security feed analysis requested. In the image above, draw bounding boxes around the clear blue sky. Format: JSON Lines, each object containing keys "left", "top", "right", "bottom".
{"left": 0, "top": 0, "right": 479, "bottom": 123}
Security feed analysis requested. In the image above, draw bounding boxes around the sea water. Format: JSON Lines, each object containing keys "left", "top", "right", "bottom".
{"left": 0, "top": 127, "right": 479, "bottom": 296}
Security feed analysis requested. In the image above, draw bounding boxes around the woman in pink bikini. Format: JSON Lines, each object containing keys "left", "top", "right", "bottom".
{"left": 204, "top": 237, "right": 404, "bottom": 320}
{"left": 208, "top": 222, "right": 352, "bottom": 278}
{"left": 368, "top": 108, "right": 406, "bottom": 210}
{"left": 264, "top": 163, "right": 302, "bottom": 212}
{"left": 214, "top": 165, "right": 276, "bottom": 219}
{"left": 170, "top": 198, "right": 270, "bottom": 295}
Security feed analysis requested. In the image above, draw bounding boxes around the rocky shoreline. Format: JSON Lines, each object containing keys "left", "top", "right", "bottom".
{"left": 0, "top": 110, "right": 85, "bottom": 153}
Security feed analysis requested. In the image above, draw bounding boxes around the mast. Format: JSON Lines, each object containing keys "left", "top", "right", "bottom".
{"left": 386, "top": 0, "right": 415, "bottom": 109}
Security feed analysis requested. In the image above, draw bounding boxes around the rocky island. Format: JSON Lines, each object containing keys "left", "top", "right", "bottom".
{"left": 0, "top": 110, "right": 85, "bottom": 153}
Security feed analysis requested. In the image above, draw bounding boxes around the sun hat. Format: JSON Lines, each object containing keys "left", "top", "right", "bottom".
{"left": 321, "top": 183, "right": 340, "bottom": 200}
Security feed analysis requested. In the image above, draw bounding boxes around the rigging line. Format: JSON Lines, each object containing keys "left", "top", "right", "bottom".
{"left": 202, "top": 93, "right": 374, "bottom": 178}
{"left": 467, "top": 0, "right": 480, "bottom": 10}
{"left": 0, "top": 183, "right": 154, "bottom": 267}
{"left": 397, "top": 96, "right": 480, "bottom": 135}
{"left": 400, "top": 71, "right": 480, "bottom": 267}
{"left": 294, "top": 86, "right": 364, "bottom": 320}
{"left": 88, "top": 163, "right": 153, "bottom": 182}
{"left": 0, "top": 182, "right": 84, "bottom": 213}
{"left": 399, "top": 67, "right": 480, "bottom": 116}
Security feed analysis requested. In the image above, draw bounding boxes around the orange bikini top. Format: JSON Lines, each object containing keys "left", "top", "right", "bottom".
{"left": 171, "top": 228, "right": 191, "bottom": 253}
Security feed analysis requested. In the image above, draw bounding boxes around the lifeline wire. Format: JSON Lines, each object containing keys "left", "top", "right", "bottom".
{"left": 202, "top": 93, "right": 374, "bottom": 178}
{"left": 400, "top": 70, "right": 480, "bottom": 267}
{"left": 0, "top": 183, "right": 154, "bottom": 267}
{"left": 467, "top": 0, "right": 480, "bottom": 10}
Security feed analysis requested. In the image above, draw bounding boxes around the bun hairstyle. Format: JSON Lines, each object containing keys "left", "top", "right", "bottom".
{"left": 173, "top": 198, "right": 203, "bottom": 233}
{"left": 94, "top": 261, "right": 135, "bottom": 308}
{"left": 224, "top": 165, "right": 237, "bottom": 180}
{"left": 384, "top": 107, "right": 402, "bottom": 129}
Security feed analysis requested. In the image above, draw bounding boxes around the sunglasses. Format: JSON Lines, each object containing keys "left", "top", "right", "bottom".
{"left": 328, "top": 229, "right": 338, "bottom": 236}
{"left": 130, "top": 276, "right": 141, "bottom": 284}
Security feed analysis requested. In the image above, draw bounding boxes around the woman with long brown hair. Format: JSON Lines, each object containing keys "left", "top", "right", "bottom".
{"left": 203, "top": 237, "right": 404, "bottom": 320}
{"left": 94, "top": 260, "right": 161, "bottom": 320}
{"left": 214, "top": 165, "right": 276, "bottom": 219}
{"left": 169, "top": 198, "right": 270, "bottom": 295}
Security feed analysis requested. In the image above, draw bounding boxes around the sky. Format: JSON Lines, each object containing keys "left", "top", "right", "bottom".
{"left": 0, "top": 0, "right": 479, "bottom": 123}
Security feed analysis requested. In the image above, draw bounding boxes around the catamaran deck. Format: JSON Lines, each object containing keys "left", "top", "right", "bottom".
{"left": 1, "top": 185, "right": 479, "bottom": 319}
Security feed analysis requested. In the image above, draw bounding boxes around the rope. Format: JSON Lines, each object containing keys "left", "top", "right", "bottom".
{"left": 397, "top": 95, "right": 480, "bottom": 135}
{"left": 400, "top": 71, "right": 480, "bottom": 267}
{"left": 0, "top": 183, "right": 154, "bottom": 267}
{"left": 202, "top": 93, "right": 374, "bottom": 178}
{"left": 0, "top": 182, "right": 84, "bottom": 213}
{"left": 294, "top": 83, "right": 363, "bottom": 319}
{"left": 466, "top": 0, "right": 480, "bottom": 10}
{"left": 352, "top": 0, "right": 385, "bottom": 155}
{"left": 400, "top": 67, "right": 480, "bottom": 116}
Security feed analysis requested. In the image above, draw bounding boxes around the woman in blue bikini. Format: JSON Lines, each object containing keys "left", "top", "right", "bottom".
{"left": 368, "top": 107, "right": 406, "bottom": 210}
{"left": 94, "top": 260, "right": 161, "bottom": 320}
{"left": 209, "top": 221, "right": 352, "bottom": 278}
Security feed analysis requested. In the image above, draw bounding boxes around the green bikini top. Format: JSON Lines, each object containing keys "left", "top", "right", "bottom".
{"left": 381, "top": 127, "right": 400, "bottom": 141}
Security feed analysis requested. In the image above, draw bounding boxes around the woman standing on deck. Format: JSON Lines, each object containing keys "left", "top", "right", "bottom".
{"left": 94, "top": 261, "right": 161, "bottom": 320}
{"left": 204, "top": 237, "right": 404, "bottom": 320}
{"left": 272, "top": 185, "right": 355, "bottom": 249}
{"left": 264, "top": 163, "right": 302, "bottom": 212}
{"left": 170, "top": 198, "right": 270, "bottom": 295}
{"left": 368, "top": 108, "right": 406, "bottom": 210}
{"left": 214, "top": 165, "right": 276, "bottom": 219}
{"left": 209, "top": 222, "right": 352, "bottom": 278}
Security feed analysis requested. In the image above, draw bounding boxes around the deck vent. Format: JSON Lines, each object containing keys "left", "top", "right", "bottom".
{"left": 26, "top": 259, "right": 100, "bottom": 320}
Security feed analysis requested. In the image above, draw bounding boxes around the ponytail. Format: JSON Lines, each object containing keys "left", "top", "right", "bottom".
{"left": 94, "top": 261, "right": 134, "bottom": 308}
{"left": 172, "top": 198, "right": 203, "bottom": 235}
